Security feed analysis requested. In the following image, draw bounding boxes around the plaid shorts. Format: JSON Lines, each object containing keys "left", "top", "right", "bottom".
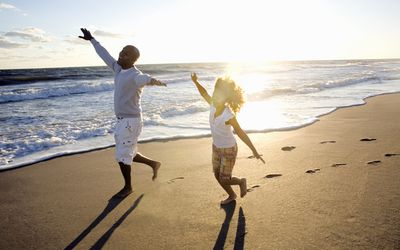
{"left": 212, "top": 143, "right": 238, "bottom": 179}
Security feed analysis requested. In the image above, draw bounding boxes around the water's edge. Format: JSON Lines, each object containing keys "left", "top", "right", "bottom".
{"left": 2, "top": 91, "right": 399, "bottom": 172}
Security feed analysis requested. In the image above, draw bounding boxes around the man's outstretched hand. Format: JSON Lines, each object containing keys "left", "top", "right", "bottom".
{"left": 148, "top": 78, "right": 167, "bottom": 87}
{"left": 79, "top": 28, "right": 94, "bottom": 41}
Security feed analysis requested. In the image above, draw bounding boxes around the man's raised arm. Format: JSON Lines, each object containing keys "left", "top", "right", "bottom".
{"left": 79, "top": 28, "right": 118, "bottom": 72}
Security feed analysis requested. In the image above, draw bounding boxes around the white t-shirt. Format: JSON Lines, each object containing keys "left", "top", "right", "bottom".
{"left": 209, "top": 105, "right": 236, "bottom": 148}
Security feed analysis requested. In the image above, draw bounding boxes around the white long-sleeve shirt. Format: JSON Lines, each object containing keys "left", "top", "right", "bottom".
{"left": 90, "top": 39, "right": 151, "bottom": 118}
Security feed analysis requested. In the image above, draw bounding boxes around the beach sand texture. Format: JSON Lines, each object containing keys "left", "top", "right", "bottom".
{"left": 0, "top": 93, "right": 399, "bottom": 249}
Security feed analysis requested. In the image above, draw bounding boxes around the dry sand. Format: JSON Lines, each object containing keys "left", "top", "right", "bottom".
{"left": 1, "top": 93, "right": 399, "bottom": 249}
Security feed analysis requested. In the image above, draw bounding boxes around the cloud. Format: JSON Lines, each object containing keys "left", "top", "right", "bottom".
{"left": 93, "top": 30, "right": 125, "bottom": 38}
{"left": 5, "top": 27, "right": 51, "bottom": 42}
{"left": 63, "top": 29, "right": 126, "bottom": 45}
{"left": 0, "top": 37, "right": 27, "bottom": 49}
{"left": 0, "top": 2, "right": 17, "bottom": 10}
{"left": 63, "top": 35, "right": 88, "bottom": 45}
{"left": 0, "top": 27, "right": 52, "bottom": 50}
{"left": 0, "top": 2, "right": 28, "bottom": 15}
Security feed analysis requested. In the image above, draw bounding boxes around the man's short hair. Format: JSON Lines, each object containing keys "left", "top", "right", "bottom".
{"left": 127, "top": 45, "right": 140, "bottom": 62}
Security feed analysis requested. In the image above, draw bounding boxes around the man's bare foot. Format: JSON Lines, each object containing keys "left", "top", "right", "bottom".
{"left": 220, "top": 194, "right": 237, "bottom": 205}
{"left": 112, "top": 187, "right": 132, "bottom": 199}
{"left": 240, "top": 178, "right": 247, "bottom": 198}
{"left": 151, "top": 161, "right": 161, "bottom": 181}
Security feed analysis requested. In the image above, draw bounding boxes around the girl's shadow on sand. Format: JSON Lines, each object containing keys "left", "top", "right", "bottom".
{"left": 214, "top": 201, "right": 246, "bottom": 250}
{"left": 64, "top": 194, "right": 144, "bottom": 250}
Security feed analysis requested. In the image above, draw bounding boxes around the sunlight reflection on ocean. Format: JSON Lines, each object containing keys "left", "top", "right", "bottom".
{"left": 1, "top": 59, "right": 400, "bottom": 169}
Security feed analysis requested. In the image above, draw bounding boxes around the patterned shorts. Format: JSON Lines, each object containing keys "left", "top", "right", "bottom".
{"left": 114, "top": 118, "right": 142, "bottom": 166}
{"left": 212, "top": 144, "right": 238, "bottom": 179}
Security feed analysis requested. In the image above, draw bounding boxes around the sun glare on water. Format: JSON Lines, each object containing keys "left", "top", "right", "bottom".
{"left": 224, "top": 62, "right": 270, "bottom": 94}
{"left": 224, "top": 62, "right": 288, "bottom": 130}
{"left": 238, "top": 99, "right": 288, "bottom": 131}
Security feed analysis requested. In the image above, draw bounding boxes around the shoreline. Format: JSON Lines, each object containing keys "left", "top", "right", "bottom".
{"left": 2, "top": 91, "right": 399, "bottom": 172}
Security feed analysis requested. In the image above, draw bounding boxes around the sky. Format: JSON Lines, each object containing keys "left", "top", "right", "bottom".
{"left": 0, "top": 0, "right": 400, "bottom": 69}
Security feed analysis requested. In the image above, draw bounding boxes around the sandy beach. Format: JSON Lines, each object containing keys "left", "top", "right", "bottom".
{"left": 1, "top": 93, "right": 399, "bottom": 249}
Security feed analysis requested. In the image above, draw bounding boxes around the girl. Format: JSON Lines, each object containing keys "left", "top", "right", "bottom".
{"left": 191, "top": 73, "right": 265, "bottom": 205}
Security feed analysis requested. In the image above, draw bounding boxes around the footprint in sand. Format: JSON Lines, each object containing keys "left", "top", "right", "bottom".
{"left": 247, "top": 174, "right": 283, "bottom": 192}
{"left": 305, "top": 168, "right": 320, "bottom": 174}
{"left": 367, "top": 160, "right": 381, "bottom": 165}
{"left": 264, "top": 174, "right": 282, "bottom": 179}
{"left": 247, "top": 185, "right": 261, "bottom": 192}
{"left": 167, "top": 177, "right": 184, "bottom": 184}
{"left": 331, "top": 163, "right": 347, "bottom": 168}
{"left": 385, "top": 153, "right": 400, "bottom": 157}
{"left": 247, "top": 154, "right": 264, "bottom": 159}
{"left": 320, "top": 140, "right": 336, "bottom": 144}
{"left": 360, "top": 138, "right": 376, "bottom": 142}
{"left": 346, "top": 216, "right": 357, "bottom": 223}
{"left": 281, "top": 146, "right": 296, "bottom": 151}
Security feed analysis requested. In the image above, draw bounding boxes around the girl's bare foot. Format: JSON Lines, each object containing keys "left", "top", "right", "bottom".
{"left": 240, "top": 178, "right": 247, "bottom": 198}
{"left": 220, "top": 194, "right": 237, "bottom": 205}
{"left": 151, "top": 162, "right": 161, "bottom": 181}
{"left": 112, "top": 187, "right": 132, "bottom": 199}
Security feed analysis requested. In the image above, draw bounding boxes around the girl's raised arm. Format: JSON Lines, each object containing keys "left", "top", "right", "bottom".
{"left": 228, "top": 117, "right": 265, "bottom": 164}
{"left": 191, "top": 73, "right": 211, "bottom": 104}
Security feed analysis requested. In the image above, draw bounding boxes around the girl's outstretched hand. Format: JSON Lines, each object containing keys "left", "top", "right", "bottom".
{"left": 253, "top": 151, "right": 266, "bottom": 164}
{"left": 191, "top": 72, "right": 198, "bottom": 82}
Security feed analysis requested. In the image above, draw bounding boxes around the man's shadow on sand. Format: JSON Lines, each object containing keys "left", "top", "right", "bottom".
{"left": 64, "top": 194, "right": 144, "bottom": 250}
{"left": 213, "top": 201, "right": 246, "bottom": 250}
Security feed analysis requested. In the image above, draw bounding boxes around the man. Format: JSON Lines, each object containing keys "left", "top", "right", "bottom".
{"left": 79, "top": 28, "right": 165, "bottom": 198}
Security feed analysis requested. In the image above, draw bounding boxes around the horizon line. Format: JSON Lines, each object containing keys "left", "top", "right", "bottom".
{"left": 1, "top": 57, "right": 399, "bottom": 71}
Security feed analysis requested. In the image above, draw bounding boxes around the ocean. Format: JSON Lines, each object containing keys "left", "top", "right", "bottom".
{"left": 1, "top": 59, "right": 400, "bottom": 170}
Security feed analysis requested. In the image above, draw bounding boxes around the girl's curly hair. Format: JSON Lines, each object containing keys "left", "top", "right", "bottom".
{"left": 215, "top": 76, "right": 245, "bottom": 113}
